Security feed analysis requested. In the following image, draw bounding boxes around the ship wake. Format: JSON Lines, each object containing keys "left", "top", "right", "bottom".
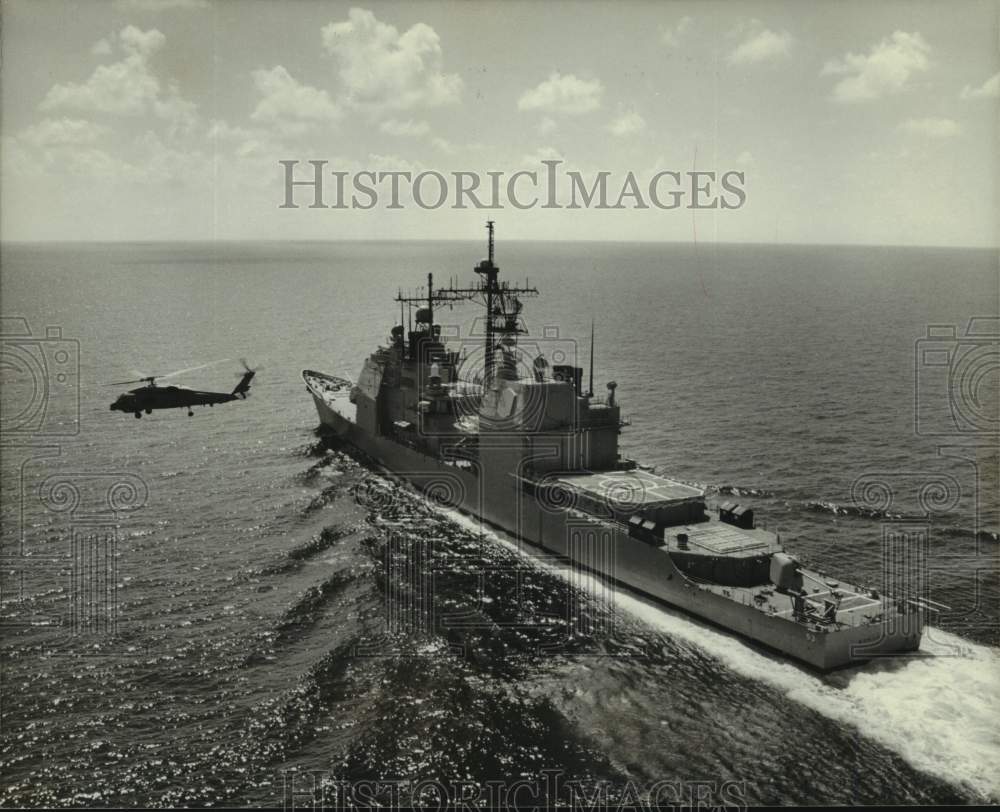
{"left": 441, "top": 508, "right": 1000, "bottom": 803}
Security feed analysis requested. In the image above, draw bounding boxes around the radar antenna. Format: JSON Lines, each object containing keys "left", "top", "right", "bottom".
{"left": 393, "top": 221, "right": 538, "bottom": 383}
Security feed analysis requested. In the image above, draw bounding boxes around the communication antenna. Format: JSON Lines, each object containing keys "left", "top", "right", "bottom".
{"left": 427, "top": 272, "right": 434, "bottom": 334}
{"left": 588, "top": 319, "right": 595, "bottom": 397}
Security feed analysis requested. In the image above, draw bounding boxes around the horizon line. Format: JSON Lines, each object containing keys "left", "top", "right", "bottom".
{"left": 2, "top": 236, "right": 997, "bottom": 251}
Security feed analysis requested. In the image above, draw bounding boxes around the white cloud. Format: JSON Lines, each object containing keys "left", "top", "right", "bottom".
{"left": 518, "top": 72, "right": 603, "bottom": 115}
{"left": 727, "top": 21, "right": 792, "bottom": 65}
{"left": 91, "top": 37, "right": 113, "bottom": 57}
{"left": 900, "top": 117, "right": 961, "bottom": 138}
{"left": 41, "top": 25, "right": 196, "bottom": 135}
{"left": 63, "top": 147, "right": 130, "bottom": 180}
{"left": 114, "top": 0, "right": 208, "bottom": 10}
{"left": 960, "top": 72, "right": 1000, "bottom": 100}
{"left": 206, "top": 119, "right": 262, "bottom": 150}
{"left": 12, "top": 125, "right": 211, "bottom": 188}
{"left": 129, "top": 130, "right": 206, "bottom": 183}
{"left": 522, "top": 145, "right": 564, "bottom": 166}
{"left": 367, "top": 153, "right": 423, "bottom": 174}
{"left": 206, "top": 119, "right": 256, "bottom": 143}
{"left": 379, "top": 118, "right": 431, "bottom": 137}
{"left": 154, "top": 94, "right": 198, "bottom": 136}
{"left": 118, "top": 25, "right": 167, "bottom": 57}
{"left": 662, "top": 16, "right": 693, "bottom": 48}
{"left": 537, "top": 116, "right": 557, "bottom": 135}
{"left": 2, "top": 134, "right": 49, "bottom": 178}
{"left": 608, "top": 110, "right": 646, "bottom": 136}
{"left": 20, "top": 118, "right": 108, "bottom": 147}
{"left": 205, "top": 120, "right": 286, "bottom": 162}
{"left": 43, "top": 26, "right": 164, "bottom": 115}
{"left": 250, "top": 66, "right": 341, "bottom": 126}
{"left": 431, "top": 136, "right": 455, "bottom": 154}
{"left": 321, "top": 8, "right": 461, "bottom": 112}
{"left": 821, "top": 31, "right": 930, "bottom": 103}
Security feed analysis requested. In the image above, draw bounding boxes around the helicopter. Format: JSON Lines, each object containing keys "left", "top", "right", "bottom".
{"left": 108, "top": 359, "right": 258, "bottom": 418}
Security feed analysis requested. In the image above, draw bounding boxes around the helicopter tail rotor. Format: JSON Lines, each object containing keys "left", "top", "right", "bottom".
{"left": 237, "top": 358, "right": 264, "bottom": 374}
{"left": 232, "top": 358, "right": 259, "bottom": 398}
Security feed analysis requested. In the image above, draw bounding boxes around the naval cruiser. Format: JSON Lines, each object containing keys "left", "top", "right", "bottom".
{"left": 304, "top": 222, "right": 928, "bottom": 670}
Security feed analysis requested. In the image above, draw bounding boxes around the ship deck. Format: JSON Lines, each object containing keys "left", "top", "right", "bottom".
{"left": 663, "top": 514, "right": 782, "bottom": 559}
{"left": 555, "top": 469, "right": 704, "bottom": 508}
{"left": 692, "top": 566, "right": 890, "bottom": 631}
{"left": 304, "top": 370, "right": 356, "bottom": 421}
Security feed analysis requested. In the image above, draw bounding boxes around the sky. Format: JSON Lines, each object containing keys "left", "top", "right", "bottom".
{"left": 1, "top": 0, "right": 998, "bottom": 246}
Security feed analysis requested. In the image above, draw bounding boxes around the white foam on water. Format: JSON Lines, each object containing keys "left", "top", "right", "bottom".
{"left": 614, "top": 593, "right": 1000, "bottom": 802}
{"left": 439, "top": 508, "right": 1000, "bottom": 801}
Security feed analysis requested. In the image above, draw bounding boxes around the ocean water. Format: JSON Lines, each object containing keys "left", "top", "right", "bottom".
{"left": 0, "top": 239, "right": 997, "bottom": 806}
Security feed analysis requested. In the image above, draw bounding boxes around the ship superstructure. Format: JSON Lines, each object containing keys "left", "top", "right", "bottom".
{"left": 304, "top": 222, "right": 926, "bottom": 669}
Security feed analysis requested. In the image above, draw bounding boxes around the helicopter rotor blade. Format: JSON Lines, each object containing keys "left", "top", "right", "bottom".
{"left": 106, "top": 359, "right": 228, "bottom": 387}
{"left": 156, "top": 358, "right": 230, "bottom": 381}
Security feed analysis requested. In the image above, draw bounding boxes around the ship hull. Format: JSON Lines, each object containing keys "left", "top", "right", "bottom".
{"left": 305, "top": 373, "right": 922, "bottom": 671}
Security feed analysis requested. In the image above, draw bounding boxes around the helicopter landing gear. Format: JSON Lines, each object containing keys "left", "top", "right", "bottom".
{"left": 144, "top": 408, "right": 152, "bottom": 415}
{"left": 134, "top": 412, "right": 142, "bottom": 419}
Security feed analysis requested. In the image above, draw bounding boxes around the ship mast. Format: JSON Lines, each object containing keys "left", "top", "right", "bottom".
{"left": 588, "top": 318, "right": 595, "bottom": 397}
{"left": 393, "top": 221, "right": 538, "bottom": 384}
{"left": 476, "top": 220, "right": 499, "bottom": 381}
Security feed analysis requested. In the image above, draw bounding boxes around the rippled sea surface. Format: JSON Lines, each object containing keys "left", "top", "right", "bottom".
{"left": 1, "top": 240, "right": 998, "bottom": 806}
